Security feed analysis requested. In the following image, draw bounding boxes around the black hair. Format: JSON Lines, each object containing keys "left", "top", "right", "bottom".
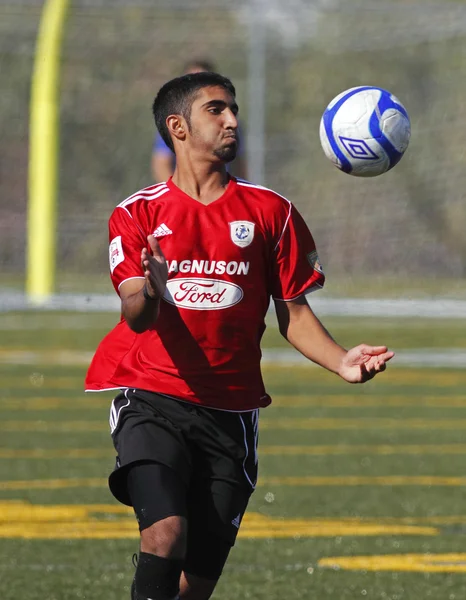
{"left": 152, "top": 72, "right": 236, "bottom": 152}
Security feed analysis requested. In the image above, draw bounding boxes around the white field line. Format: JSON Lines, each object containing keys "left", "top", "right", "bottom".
{"left": 262, "top": 349, "right": 466, "bottom": 368}
{"left": 3, "top": 292, "right": 466, "bottom": 318}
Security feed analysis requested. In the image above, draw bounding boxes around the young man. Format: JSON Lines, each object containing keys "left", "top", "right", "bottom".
{"left": 151, "top": 59, "right": 247, "bottom": 183}
{"left": 86, "top": 72, "right": 394, "bottom": 600}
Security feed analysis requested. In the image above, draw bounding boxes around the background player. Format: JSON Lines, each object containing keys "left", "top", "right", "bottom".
{"left": 86, "top": 72, "right": 394, "bottom": 600}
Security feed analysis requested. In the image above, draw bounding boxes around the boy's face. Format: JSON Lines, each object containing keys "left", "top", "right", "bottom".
{"left": 186, "top": 85, "right": 239, "bottom": 163}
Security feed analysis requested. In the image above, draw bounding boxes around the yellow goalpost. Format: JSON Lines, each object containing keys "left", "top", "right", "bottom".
{"left": 26, "top": 0, "right": 70, "bottom": 304}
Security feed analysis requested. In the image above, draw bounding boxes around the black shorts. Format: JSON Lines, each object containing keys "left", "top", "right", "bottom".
{"left": 108, "top": 388, "right": 259, "bottom": 547}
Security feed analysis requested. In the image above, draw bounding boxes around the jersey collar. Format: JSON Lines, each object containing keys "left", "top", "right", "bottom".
{"left": 166, "top": 176, "right": 237, "bottom": 208}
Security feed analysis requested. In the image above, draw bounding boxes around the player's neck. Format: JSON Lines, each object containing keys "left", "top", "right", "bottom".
{"left": 171, "top": 163, "right": 230, "bottom": 206}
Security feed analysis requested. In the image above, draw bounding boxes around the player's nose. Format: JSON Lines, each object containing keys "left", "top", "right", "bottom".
{"left": 224, "top": 109, "right": 238, "bottom": 129}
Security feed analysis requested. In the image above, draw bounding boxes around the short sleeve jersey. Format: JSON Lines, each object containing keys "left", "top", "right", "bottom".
{"left": 85, "top": 177, "right": 325, "bottom": 411}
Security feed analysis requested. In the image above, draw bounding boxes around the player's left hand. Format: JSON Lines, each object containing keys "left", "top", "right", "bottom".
{"left": 338, "top": 344, "right": 394, "bottom": 383}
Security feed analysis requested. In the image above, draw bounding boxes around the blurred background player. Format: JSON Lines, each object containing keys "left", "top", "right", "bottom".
{"left": 151, "top": 59, "right": 248, "bottom": 182}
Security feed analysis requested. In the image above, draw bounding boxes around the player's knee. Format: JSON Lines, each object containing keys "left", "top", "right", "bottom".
{"left": 140, "top": 515, "right": 187, "bottom": 558}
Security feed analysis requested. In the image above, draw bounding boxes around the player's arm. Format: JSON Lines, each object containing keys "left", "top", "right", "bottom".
{"left": 274, "top": 295, "right": 394, "bottom": 383}
{"left": 120, "top": 235, "right": 168, "bottom": 333}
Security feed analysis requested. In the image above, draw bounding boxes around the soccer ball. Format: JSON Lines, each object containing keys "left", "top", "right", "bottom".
{"left": 319, "top": 86, "right": 411, "bottom": 177}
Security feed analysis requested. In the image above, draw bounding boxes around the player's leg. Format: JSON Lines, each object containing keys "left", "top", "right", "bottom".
{"left": 179, "top": 573, "right": 216, "bottom": 600}
{"left": 178, "top": 529, "right": 234, "bottom": 600}
{"left": 107, "top": 390, "right": 192, "bottom": 600}
{"left": 178, "top": 407, "right": 259, "bottom": 600}
{"left": 127, "top": 462, "right": 188, "bottom": 600}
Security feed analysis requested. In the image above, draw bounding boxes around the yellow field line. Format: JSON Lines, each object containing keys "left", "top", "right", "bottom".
{"left": 271, "top": 395, "right": 466, "bottom": 407}
{"left": 0, "top": 350, "right": 91, "bottom": 366}
{"left": 4, "top": 395, "right": 466, "bottom": 411}
{"left": 4, "top": 444, "right": 466, "bottom": 460}
{"left": 259, "top": 444, "right": 466, "bottom": 455}
{"left": 0, "top": 421, "right": 107, "bottom": 432}
{"left": 259, "top": 418, "right": 466, "bottom": 430}
{"left": 325, "top": 515, "right": 466, "bottom": 525}
{"left": 259, "top": 475, "right": 466, "bottom": 486}
{"left": 0, "top": 524, "right": 436, "bottom": 540}
{"left": 2, "top": 417, "right": 466, "bottom": 432}
{"left": 2, "top": 475, "right": 466, "bottom": 490}
{"left": 318, "top": 553, "right": 466, "bottom": 573}
{"left": 0, "top": 449, "right": 113, "bottom": 459}
{"left": 2, "top": 377, "right": 83, "bottom": 390}
{"left": 1, "top": 500, "right": 464, "bottom": 525}
{"left": 3, "top": 367, "right": 466, "bottom": 388}
{"left": 0, "top": 478, "right": 107, "bottom": 490}
{"left": 9, "top": 395, "right": 466, "bottom": 410}
{"left": 0, "top": 397, "right": 111, "bottom": 410}
{"left": 0, "top": 502, "right": 439, "bottom": 539}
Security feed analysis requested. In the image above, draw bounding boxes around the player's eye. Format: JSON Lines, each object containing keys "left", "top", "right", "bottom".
{"left": 208, "top": 107, "right": 221, "bottom": 114}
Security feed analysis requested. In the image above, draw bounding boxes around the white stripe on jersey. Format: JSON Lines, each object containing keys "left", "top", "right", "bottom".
{"left": 119, "top": 183, "right": 167, "bottom": 206}
{"left": 117, "top": 187, "right": 170, "bottom": 219}
{"left": 237, "top": 180, "right": 292, "bottom": 252}
{"left": 236, "top": 179, "right": 267, "bottom": 191}
{"left": 85, "top": 387, "right": 129, "bottom": 393}
{"left": 273, "top": 201, "right": 292, "bottom": 252}
{"left": 119, "top": 188, "right": 169, "bottom": 209}
{"left": 117, "top": 276, "right": 145, "bottom": 291}
{"left": 118, "top": 183, "right": 169, "bottom": 209}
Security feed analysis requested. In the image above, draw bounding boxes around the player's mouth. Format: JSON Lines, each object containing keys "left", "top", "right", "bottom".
{"left": 223, "top": 134, "right": 237, "bottom": 144}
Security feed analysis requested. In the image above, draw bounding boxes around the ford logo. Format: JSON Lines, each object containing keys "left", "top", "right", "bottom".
{"left": 163, "top": 278, "right": 243, "bottom": 310}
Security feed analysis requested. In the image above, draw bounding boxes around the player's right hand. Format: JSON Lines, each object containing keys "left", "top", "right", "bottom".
{"left": 141, "top": 235, "right": 168, "bottom": 299}
{"left": 338, "top": 344, "right": 395, "bottom": 383}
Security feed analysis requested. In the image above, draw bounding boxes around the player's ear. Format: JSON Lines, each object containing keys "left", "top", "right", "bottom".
{"left": 166, "top": 115, "right": 186, "bottom": 142}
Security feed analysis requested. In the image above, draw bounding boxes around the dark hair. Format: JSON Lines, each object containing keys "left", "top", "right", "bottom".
{"left": 152, "top": 72, "right": 236, "bottom": 152}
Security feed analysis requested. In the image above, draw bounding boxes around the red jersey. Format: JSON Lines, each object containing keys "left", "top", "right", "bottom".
{"left": 85, "top": 177, "right": 325, "bottom": 411}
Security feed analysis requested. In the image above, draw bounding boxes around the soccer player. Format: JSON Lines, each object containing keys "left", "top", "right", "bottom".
{"left": 86, "top": 72, "right": 394, "bottom": 600}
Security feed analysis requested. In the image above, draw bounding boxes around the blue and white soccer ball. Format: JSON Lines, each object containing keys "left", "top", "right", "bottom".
{"left": 319, "top": 86, "right": 411, "bottom": 177}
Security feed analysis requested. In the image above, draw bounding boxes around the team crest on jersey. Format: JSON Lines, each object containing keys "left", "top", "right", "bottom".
{"left": 229, "top": 221, "right": 255, "bottom": 248}
{"left": 307, "top": 250, "right": 324, "bottom": 274}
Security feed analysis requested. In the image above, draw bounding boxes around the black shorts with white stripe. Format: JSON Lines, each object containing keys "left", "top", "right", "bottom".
{"left": 108, "top": 388, "right": 258, "bottom": 546}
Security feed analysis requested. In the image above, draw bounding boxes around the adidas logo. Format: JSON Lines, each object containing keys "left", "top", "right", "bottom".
{"left": 153, "top": 223, "right": 173, "bottom": 238}
{"left": 231, "top": 513, "right": 241, "bottom": 529}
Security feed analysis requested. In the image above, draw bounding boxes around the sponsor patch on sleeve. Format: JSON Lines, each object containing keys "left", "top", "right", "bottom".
{"left": 109, "top": 236, "right": 124, "bottom": 273}
{"left": 307, "top": 250, "right": 324, "bottom": 274}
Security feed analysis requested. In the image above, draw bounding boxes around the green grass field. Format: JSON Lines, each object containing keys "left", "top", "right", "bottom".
{"left": 2, "top": 311, "right": 466, "bottom": 599}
